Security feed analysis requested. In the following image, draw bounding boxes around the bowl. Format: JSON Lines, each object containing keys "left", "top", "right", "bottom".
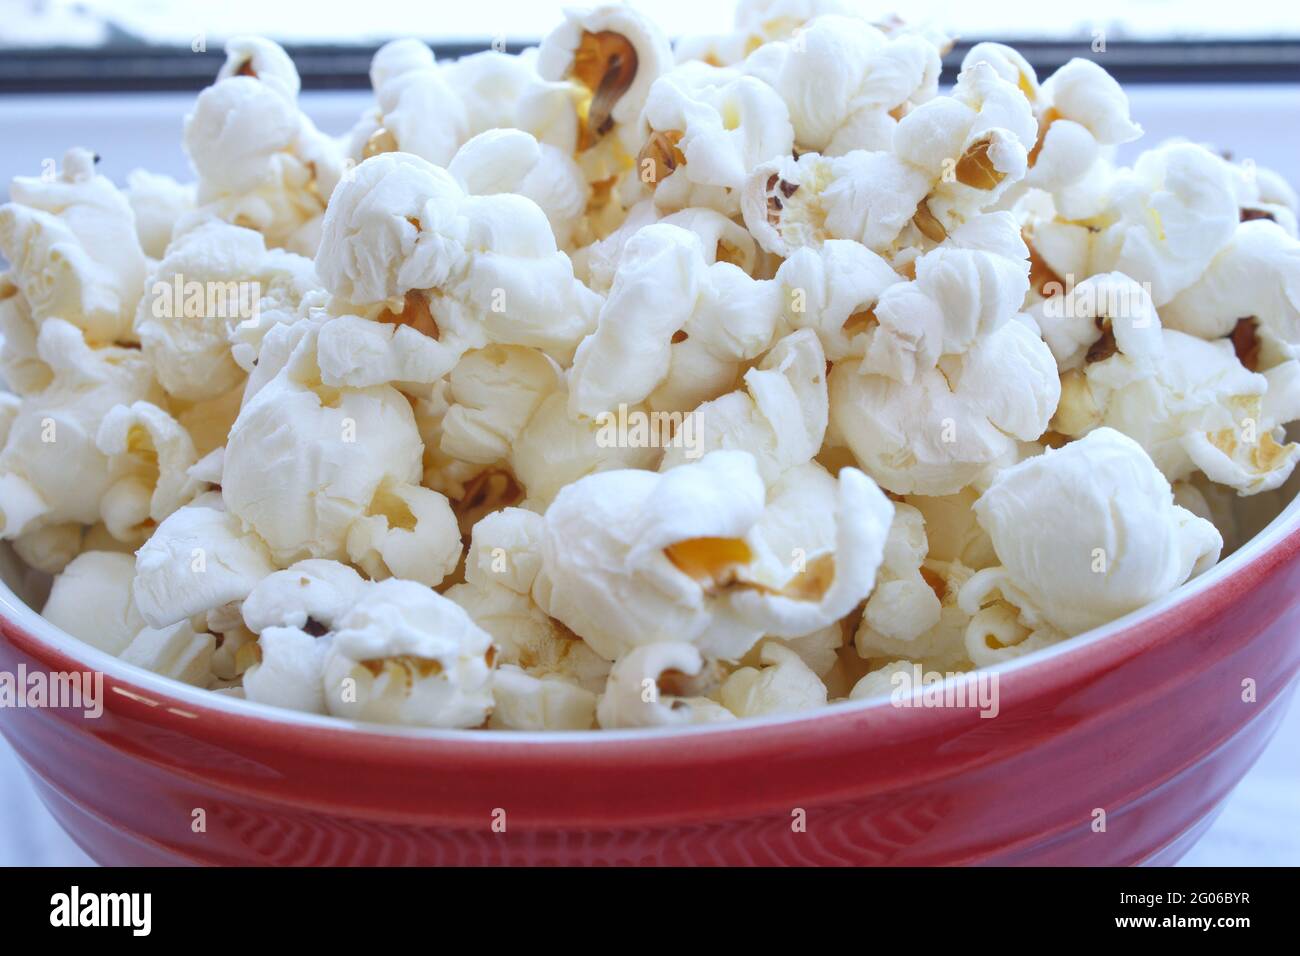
{"left": 2, "top": 490, "right": 1300, "bottom": 867}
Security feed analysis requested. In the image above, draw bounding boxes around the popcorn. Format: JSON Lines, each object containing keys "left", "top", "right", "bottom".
{"left": 960, "top": 428, "right": 1222, "bottom": 636}
{"left": 0, "top": 274, "right": 51, "bottom": 394}
{"left": 120, "top": 620, "right": 215, "bottom": 687}
{"left": 437, "top": 343, "right": 658, "bottom": 509}
{"left": 718, "top": 641, "right": 827, "bottom": 717}
{"left": 0, "top": 393, "right": 21, "bottom": 443}
{"left": 448, "top": 129, "right": 587, "bottom": 249}
{"left": 79, "top": 521, "right": 135, "bottom": 557}
{"left": 896, "top": 60, "right": 1037, "bottom": 173}
{"left": 1252, "top": 165, "right": 1299, "bottom": 210}
{"left": 964, "top": 46, "right": 1140, "bottom": 201}
{"left": 676, "top": 0, "right": 861, "bottom": 67}
{"left": 0, "top": 319, "right": 160, "bottom": 538}
{"left": 362, "top": 39, "right": 468, "bottom": 166}
{"left": 962, "top": 599, "right": 1066, "bottom": 668}
{"left": 182, "top": 75, "right": 295, "bottom": 199}
{"left": 314, "top": 152, "right": 460, "bottom": 307}
{"left": 891, "top": 61, "right": 1036, "bottom": 237}
{"left": 440, "top": 346, "right": 559, "bottom": 466}
{"left": 747, "top": 618, "right": 844, "bottom": 677}
{"left": 509, "top": 384, "right": 661, "bottom": 507}
{"left": 658, "top": 329, "right": 826, "bottom": 483}
{"left": 132, "top": 494, "right": 276, "bottom": 628}
{"left": 568, "top": 222, "right": 780, "bottom": 418}
{"left": 206, "top": 600, "right": 244, "bottom": 637}
{"left": 858, "top": 212, "right": 1031, "bottom": 382}
{"left": 959, "top": 42, "right": 1040, "bottom": 102}
{"left": 1032, "top": 270, "right": 1163, "bottom": 372}
{"left": 1037, "top": 58, "right": 1142, "bottom": 145}
{"left": 577, "top": 202, "right": 763, "bottom": 293}
{"left": 243, "top": 625, "right": 330, "bottom": 713}
{"left": 772, "top": 239, "right": 901, "bottom": 361}
{"left": 1041, "top": 270, "right": 1300, "bottom": 493}
{"left": 850, "top": 499, "right": 991, "bottom": 671}
{"left": 95, "top": 401, "right": 202, "bottom": 544}
{"left": 43, "top": 551, "right": 145, "bottom": 655}
{"left": 856, "top": 555, "right": 978, "bottom": 671}
{"left": 1025, "top": 58, "right": 1141, "bottom": 194}
{"left": 221, "top": 320, "right": 427, "bottom": 564}
{"left": 536, "top": 3, "right": 674, "bottom": 182}
{"left": 444, "top": 48, "right": 574, "bottom": 145}
{"left": 1039, "top": 153, "right": 1121, "bottom": 226}
{"left": 321, "top": 579, "right": 496, "bottom": 727}
{"left": 743, "top": 148, "right": 931, "bottom": 258}
{"left": 1055, "top": 325, "right": 1300, "bottom": 495}
{"left": 227, "top": 278, "right": 320, "bottom": 375}
{"left": 463, "top": 507, "right": 546, "bottom": 595}
{"left": 11, "top": 10, "right": 1293, "bottom": 731}
{"left": 218, "top": 35, "right": 301, "bottom": 100}
{"left": 406, "top": 379, "right": 489, "bottom": 500}
{"left": 490, "top": 666, "right": 598, "bottom": 731}
{"left": 365, "top": 42, "right": 585, "bottom": 175}
{"left": 595, "top": 643, "right": 733, "bottom": 728}
{"left": 239, "top": 559, "right": 367, "bottom": 713}
{"left": 743, "top": 15, "right": 941, "bottom": 155}
{"left": 829, "top": 316, "right": 1060, "bottom": 495}
{"left": 241, "top": 558, "right": 367, "bottom": 634}
{"left": 123, "top": 170, "right": 196, "bottom": 260}
{"left": 448, "top": 507, "right": 611, "bottom": 693}
{"left": 344, "top": 480, "right": 461, "bottom": 587}
{"left": 315, "top": 153, "right": 600, "bottom": 371}
{"left": 183, "top": 38, "right": 343, "bottom": 255}
{"left": 135, "top": 216, "right": 318, "bottom": 401}
{"left": 313, "top": 313, "right": 459, "bottom": 391}
{"left": 175, "top": 384, "right": 244, "bottom": 460}
{"left": 0, "top": 147, "right": 147, "bottom": 344}
{"left": 1089, "top": 142, "right": 1239, "bottom": 306}
{"left": 1234, "top": 163, "right": 1299, "bottom": 236}
{"left": 567, "top": 223, "right": 703, "bottom": 417}
{"left": 206, "top": 623, "right": 259, "bottom": 684}
{"left": 638, "top": 62, "right": 795, "bottom": 216}
{"left": 1163, "top": 219, "right": 1300, "bottom": 350}
{"left": 11, "top": 522, "right": 82, "bottom": 575}
{"left": 849, "top": 658, "right": 914, "bottom": 701}
{"left": 539, "top": 450, "right": 892, "bottom": 661}
{"left": 855, "top": 503, "right": 940, "bottom": 649}
{"left": 906, "top": 488, "right": 996, "bottom": 569}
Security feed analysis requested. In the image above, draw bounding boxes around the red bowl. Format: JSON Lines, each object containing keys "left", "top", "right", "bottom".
{"left": 2, "top": 495, "right": 1300, "bottom": 867}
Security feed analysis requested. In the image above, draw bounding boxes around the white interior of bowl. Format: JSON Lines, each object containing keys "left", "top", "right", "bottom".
{"left": 2, "top": 484, "right": 1299, "bottom": 744}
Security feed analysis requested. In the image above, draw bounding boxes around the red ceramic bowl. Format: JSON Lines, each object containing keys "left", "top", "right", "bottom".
{"left": 2, "top": 493, "right": 1300, "bottom": 867}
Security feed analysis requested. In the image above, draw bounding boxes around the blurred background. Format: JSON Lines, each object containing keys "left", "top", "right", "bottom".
{"left": 0, "top": 0, "right": 1298, "bottom": 865}
{"left": 3, "top": 0, "right": 1299, "bottom": 49}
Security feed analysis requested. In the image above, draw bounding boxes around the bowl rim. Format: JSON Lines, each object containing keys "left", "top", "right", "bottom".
{"left": 3, "top": 487, "right": 1299, "bottom": 748}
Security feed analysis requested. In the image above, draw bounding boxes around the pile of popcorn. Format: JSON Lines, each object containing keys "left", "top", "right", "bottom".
{"left": 3, "top": 1, "right": 1298, "bottom": 731}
